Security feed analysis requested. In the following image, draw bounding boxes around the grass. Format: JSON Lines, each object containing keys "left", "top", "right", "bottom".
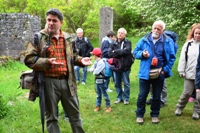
{"left": 0, "top": 37, "right": 200, "bottom": 133}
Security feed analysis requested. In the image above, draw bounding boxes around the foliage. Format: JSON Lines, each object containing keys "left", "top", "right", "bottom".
{"left": 113, "top": 1, "right": 141, "bottom": 36}
{"left": 0, "top": 0, "right": 200, "bottom": 42}
{"left": 62, "top": 0, "right": 98, "bottom": 38}
{"left": 124, "top": 0, "right": 200, "bottom": 41}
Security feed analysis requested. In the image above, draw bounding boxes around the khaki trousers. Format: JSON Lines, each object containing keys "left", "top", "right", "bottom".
{"left": 176, "top": 79, "right": 200, "bottom": 114}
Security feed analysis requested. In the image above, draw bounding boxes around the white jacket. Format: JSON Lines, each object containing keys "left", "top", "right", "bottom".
{"left": 178, "top": 38, "right": 200, "bottom": 79}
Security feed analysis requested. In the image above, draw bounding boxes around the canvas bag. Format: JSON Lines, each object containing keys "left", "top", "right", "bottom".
{"left": 19, "top": 70, "right": 39, "bottom": 101}
{"left": 149, "top": 67, "right": 162, "bottom": 79}
{"left": 19, "top": 70, "right": 34, "bottom": 89}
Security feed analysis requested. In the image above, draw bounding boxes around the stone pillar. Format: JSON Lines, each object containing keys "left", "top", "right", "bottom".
{"left": 99, "top": 7, "right": 113, "bottom": 45}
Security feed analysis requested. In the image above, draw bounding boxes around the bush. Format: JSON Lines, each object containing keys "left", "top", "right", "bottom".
{"left": 0, "top": 95, "right": 9, "bottom": 119}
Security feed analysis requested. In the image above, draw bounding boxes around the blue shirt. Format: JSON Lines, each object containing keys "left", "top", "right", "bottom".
{"left": 148, "top": 34, "right": 165, "bottom": 68}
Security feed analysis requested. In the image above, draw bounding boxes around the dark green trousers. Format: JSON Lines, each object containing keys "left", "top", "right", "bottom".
{"left": 45, "top": 77, "right": 85, "bottom": 133}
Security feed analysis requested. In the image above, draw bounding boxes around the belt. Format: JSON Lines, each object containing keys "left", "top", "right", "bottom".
{"left": 50, "top": 75, "right": 67, "bottom": 80}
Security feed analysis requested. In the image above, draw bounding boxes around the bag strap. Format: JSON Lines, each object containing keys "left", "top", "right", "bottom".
{"left": 185, "top": 41, "right": 192, "bottom": 62}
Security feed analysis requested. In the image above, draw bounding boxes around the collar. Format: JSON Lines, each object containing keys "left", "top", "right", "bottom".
{"left": 116, "top": 38, "right": 125, "bottom": 43}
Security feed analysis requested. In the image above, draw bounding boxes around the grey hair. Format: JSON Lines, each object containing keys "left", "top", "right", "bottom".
{"left": 118, "top": 28, "right": 127, "bottom": 35}
{"left": 76, "top": 28, "right": 84, "bottom": 33}
{"left": 152, "top": 20, "right": 166, "bottom": 30}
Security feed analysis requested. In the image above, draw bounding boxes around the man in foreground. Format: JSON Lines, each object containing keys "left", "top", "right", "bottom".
{"left": 24, "top": 8, "right": 91, "bottom": 133}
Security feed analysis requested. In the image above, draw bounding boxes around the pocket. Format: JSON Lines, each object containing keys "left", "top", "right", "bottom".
{"left": 95, "top": 79, "right": 105, "bottom": 84}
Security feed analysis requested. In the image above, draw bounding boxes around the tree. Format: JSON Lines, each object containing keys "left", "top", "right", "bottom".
{"left": 123, "top": 0, "right": 200, "bottom": 40}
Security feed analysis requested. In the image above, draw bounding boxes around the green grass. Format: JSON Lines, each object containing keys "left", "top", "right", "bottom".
{"left": 0, "top": 37, "right": 200, "bottom": 133}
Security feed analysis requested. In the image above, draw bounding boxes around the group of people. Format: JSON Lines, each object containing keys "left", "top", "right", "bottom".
{"left": 89, "top": 27, "right": 134, "bottom": 113}
{"left": 24, "top": 8, "right": 200, "bottom": 133}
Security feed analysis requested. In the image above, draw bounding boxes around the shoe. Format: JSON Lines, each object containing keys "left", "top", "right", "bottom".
{"left": 64, "top": 117, "right": 69, "bottom": 122}
{"left": 160, "top": 101, "right": 165, "bottom": 108}
{"left": 188, "top": 97, "right": 194, "bottom": 102}
{"left": 175, "top": 108, "right": 182, "bottom": 116}
{"left": 152, "top": 117, "right": 159, "bottom": 124}
{"left": 136, "top": 118, "right": 144, "bottom": 125}
{"left": 192, "top": 112, "right": 199, "bottom": 120}
{"left": 81, "top": 82, "right": 85, "bottom": 85}
{"left": 114, "top": 99, "right": 123, "bottom": 104}
{"left": 76, "top": 81, "right": 80, "bottom": 84}
{"left": 105, "top": 107, "right": 112, "bottom": 113}
{"left": 94, "top": 106, "right": 100, "bottom": 112}
{"left": 106, "top": 88, "right": 113, "bottom": 92}
{"left": 124, "top": 100, "right": 129, "bottom": 105}
{"left": 146, "top": 99, "right": 152, "bottom": 105}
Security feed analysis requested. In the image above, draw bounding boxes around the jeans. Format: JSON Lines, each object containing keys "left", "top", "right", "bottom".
{"left": 74, "top": 66, "right": 87, "bottom": 83}
{"left": 113, "top": 69, "right": 131, "bottom": 101}
{"left": 105, "top": 77, "right": 110, "bottom": 89}
{"left": 149, "top": 79, "right": 167, "bottom": 103}
{"left": 136, "top": 73, "right": 165, "bottom": 118}
{"left": 96, "top": 83, "right": 110, "bottom": 107}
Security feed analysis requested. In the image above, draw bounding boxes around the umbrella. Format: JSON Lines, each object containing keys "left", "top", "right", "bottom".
{"left": 38, "top": 72, "right": 45, "bottom": 133}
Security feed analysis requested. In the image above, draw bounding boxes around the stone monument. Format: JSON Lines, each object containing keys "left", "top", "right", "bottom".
{"left": 99, "top": 7, "right": 113, "bottom": 45}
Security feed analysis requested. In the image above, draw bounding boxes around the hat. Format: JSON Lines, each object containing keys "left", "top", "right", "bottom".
{"left": 90, "top": 48, "right": 102, "bottom": 57}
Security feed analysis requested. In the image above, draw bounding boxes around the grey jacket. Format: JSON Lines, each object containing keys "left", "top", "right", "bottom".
{"left": 178, "top": 38, "right": 200, "bottom": 79}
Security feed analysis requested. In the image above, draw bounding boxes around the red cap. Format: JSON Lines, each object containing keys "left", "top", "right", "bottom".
{"left": 90, "top": 48, "right": 102, "bottom": 57}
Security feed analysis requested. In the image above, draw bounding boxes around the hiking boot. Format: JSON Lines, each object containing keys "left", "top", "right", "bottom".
{"left": 146, "top": 99, "right": 152, "bottom": 105}
{"left": 160, "top": 101, "right": 165, "bottom": 108}
{"left": 114, "top": 99, "right": 123, "bottom": 104}
{"left": 192, "top": 112, "right": 199, "bottom": 120}
{"left": 152, "top": 117, "right": 159, "bottom": 124}
{"left": 94, "top": 106, "right": 100, "bottom": 112}
{"left": 106, "top": 88, "right": 113, "bottom": 92}
{"left": 136, "top": 118, "right": 144, "bottom": 125}
{"left": 105, "top": 107, "right": 112, "bottom": 113}
{"left": 124, "top": 100, "right": 129, "bottom": 105}
{"left": 175, "top": 108, "right": 182, "bottom": 116}
{"left": 64, "top": 117, "right": 69, "bottom": 122}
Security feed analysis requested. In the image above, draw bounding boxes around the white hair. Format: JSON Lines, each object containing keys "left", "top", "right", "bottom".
{"left": 152, "top": 20, "right": 166, "bottom": 30}
{"left": 118, "top": 28, "right": 127, "bottom": 35}
{"left": 76, "top": 28, "right": 83, "bottom": 33}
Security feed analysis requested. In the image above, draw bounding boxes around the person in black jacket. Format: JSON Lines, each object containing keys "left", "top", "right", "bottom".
{"left": 108, "top": 28, "right": 134, "bottom": 105}
{"left": 73, "top": 28, "right": 93, "bottom": 85}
